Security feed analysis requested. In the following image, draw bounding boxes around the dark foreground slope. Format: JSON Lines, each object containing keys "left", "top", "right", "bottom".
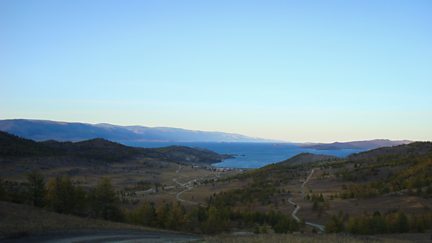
{"left": 0, "top": 201, "right": 199, "bottom": 242}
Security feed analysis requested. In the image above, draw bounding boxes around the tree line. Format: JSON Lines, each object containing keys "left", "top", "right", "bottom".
{"left": 1, "top": 172, "right": 300, "bottom": 234}
{"left": 326, "top": 210, "right": 432, "bottom": 234}
{"left": 0, "top": 171, "right": 122, "bottom": 221}
{"left": 126, "top": 201, "right": 301, "bottom": 234}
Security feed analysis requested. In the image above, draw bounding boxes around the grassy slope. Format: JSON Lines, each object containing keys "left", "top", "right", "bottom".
{"left": 0, "top": 201, "right": 167, "bottom": 239}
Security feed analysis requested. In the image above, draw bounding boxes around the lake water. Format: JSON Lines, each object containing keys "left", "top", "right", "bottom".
{"left": 125, "top": 141, "right": 364, "bottom": 168}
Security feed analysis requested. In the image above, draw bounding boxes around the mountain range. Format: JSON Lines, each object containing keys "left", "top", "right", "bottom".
{"left": 300, "top": 139, "right": 411, "bottom": 150}
{"left": 0, "top": 119, "right": 412, "bottom": 150}
{"left": 0, "top": 119, "right": 273, "bottom": 143}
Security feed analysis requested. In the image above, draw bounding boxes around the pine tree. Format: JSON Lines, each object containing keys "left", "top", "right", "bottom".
{"left": 89, "top": 178, "right": 122, "bottom": 221}
{"left": 128, "top": 201, "right": 156, "bottom": 226}
{"left": 0, "top": 178, "right": 6, "bottom": 201}
{"left": 156, "top": 203, "right": 171, "bottom": 228}
{"left": 167, "top": 202, "right": 186, "bottom": 230}
{"left": 46, "top": 177, "right": 84, "bottom": 214}
{"left": 26, "top": 171, "right": 46, "bottom": 207}
{"left": 371, "top": 211, "right": 387, "bottom": 233}
{"left": 325, "top": 211, "right": 345, "bottom": 233}
{"left": 396, "top": 212, "right": 409, "bottom": 233}
{"left": 205, "top": 206, "right": 228, "bottom": 233}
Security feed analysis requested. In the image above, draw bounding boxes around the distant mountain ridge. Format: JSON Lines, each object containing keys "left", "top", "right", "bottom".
{"left": 0, "top": 119, "right": 414, "bottom": 150}
{"left": 301, "top": 139, "right": 412, "bottom": 150}
{"left": 0, "top": 119, "right": 275, "bottom": 143}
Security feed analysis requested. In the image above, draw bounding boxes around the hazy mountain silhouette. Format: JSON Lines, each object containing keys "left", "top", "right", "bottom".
{"left": 301, "top": 139, "right": 411, "bottom": 150}
{"left": 0, "top": 119, "right": 275, "bottom": 143}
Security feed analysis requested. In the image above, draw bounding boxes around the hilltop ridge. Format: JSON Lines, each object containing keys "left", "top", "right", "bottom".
{"left": 0, "top": 131, "right": 231, "bottom": 164}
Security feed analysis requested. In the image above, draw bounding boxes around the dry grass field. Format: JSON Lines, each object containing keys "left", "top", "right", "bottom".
{"left": 181, "top": 178, "right": 249, "bottom": 204}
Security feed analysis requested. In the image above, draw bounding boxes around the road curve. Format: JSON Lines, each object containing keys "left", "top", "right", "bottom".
{"left": 288, "top": 168, "right": 326, "bottom": 232}
{"left": 172, "top": 164, "right": 224, "bottom": 207}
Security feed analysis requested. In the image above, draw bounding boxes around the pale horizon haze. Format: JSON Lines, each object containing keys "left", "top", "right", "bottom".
{"left": 1, "top": 1, "right": 431, "bottom": 143}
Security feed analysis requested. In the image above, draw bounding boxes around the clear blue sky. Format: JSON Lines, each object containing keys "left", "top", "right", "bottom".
{"left": 1, "top": 0, "right": 431, "bottom": 142}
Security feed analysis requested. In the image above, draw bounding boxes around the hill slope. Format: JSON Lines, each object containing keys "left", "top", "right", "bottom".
{"left": 335, "top": 142, "right": 432, "bottom": 197}
{"left": 0, "top": 131, "right": 231, "bottom": 164}
{"left": 277, "top": 153, "right": 339, "bottom": 166}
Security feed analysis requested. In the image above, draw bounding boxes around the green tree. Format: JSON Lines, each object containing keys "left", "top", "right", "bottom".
{"left": 167, "top": 202, "right": 186, "bottom": 230}
{"left": 411, "top": 215, "right": 426, "bottom": 233}
{"left": 89, "top": 178, "right": 122, "bottom": 221}
{"left": 0, "top": 178, "right": 6, "bottom": 201}
{"left": 185, "top": 206, "right": 207, "bottom": 232}
{"left": 347, "top": 217, "right": 362, "bottom": 234}
{"left": 326, "top": 211, "right": 345, "bottom": 233}
{"left": 26, "top": 171, "right": 46, "bottom": 207}
{"left": 128, "top": 201, "right": 156, "bottom": 226}
{"left": 204, "top": 206, "right": 229, "bottom": 233}
{"left": 395, "top": 212, "right": 409, "bottom": 233}
{"left": 46, "top": 177, "right": 75, "bottom": 214}
{"left": 46, "top": 176, "right": 86, "bottom": 214}
{"left": 155, "top": 203, "right": 171, "bottom": 228}
{"left": 273, "top": 216, "right": 291, "bottom": 233}
{"left": 371, "top": 211, "right": 387, "bottom": 233}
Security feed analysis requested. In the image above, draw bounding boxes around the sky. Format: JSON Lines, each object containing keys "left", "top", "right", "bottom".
{"left": 1, "top": 0, "right": 431, "bottom": 142}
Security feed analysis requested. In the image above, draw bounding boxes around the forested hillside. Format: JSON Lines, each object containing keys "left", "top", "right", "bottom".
{"left": 0, "top": 131, "right": 231, "bottom": 164}
{"left": 335, "top": 142, "right": 432, "bottom": 198}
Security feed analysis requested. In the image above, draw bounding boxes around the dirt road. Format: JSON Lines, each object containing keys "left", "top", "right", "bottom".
{"left": 288, "top": 168, "right": 326, "bottom": 232}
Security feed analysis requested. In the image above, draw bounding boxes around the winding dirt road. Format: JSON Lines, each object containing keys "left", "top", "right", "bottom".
{"left": 288, "top": 168, "right": 326, "bottom": 232}
{"left": 171, "top": 165, "right": 325, "bottom": 232}
{"left": 172, "top": 164, "right": 198, "bottom": 205}
{"left": 172, "top": 164, "right": 218, "bottom": 206}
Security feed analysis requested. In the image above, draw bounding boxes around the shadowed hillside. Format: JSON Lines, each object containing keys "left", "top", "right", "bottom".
{"left": 0, "top": 131, "right": 232, "bottom": 164}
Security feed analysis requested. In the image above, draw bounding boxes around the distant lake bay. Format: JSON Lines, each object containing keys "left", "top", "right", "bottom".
{"left": 125, "top": 142, "right": 363, "bottom": 168}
